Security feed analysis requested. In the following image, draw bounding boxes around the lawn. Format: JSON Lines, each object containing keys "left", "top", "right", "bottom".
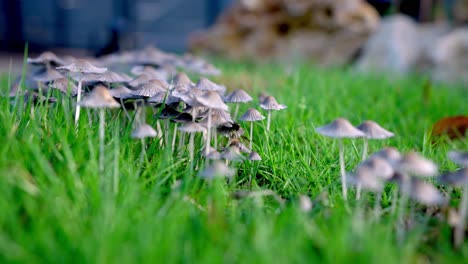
{"left": 0, "top": 62, "right": 467, "bottom": 263}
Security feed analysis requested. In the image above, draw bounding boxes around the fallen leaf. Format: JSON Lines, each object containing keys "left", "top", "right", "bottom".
{"left": 431, "top": 115, "right": 468, "bottom": 141}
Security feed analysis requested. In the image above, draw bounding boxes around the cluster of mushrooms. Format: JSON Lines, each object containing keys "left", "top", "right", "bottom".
{"left": 316, "top": 117, "right": 468, "bottom": 247}
{"left": 5, "top": 46, "right": 467, "bottom": 248}
{"left": 8, "top": 46, "right": 287, "bottom": 186}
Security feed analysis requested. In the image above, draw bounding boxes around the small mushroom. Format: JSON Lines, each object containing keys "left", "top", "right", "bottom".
{"left": 57, "top": 59, "right": 108, "bottom": 125}
{"left": 195, "top": 91, "right": 228, "bottom": 156}
{"left": 79, "top": 85, "right": 120, "bottom": 175}
{"left": 225, "top": 89, "right": 253, "bottom": 119}
{"left": 178, "top": 122, "right": 206, "bottom": 169}
{"left": 28, "top": 51, "right": 66, "bottom": 68}
{"left": 50, "top": 78, "right": 78, "bottom": 96}
{"left": 439, "top": 168, "right": 468, "bottom": 248}
{"left": 239, "top": 108, "right": 265, "bottom": 150}
{"left": 448, "top": 150, "right": 468, "bottom": 167}
{"left": 198, "top": 161, "right": 236, "bottom": 180}
{"left": 316, "top": 118, "right": 365, "bottom": 200}
{"left": 260, "top": 95, "right": 286, "bottom": 132}
{"left": 405, "top": 178, "right": 445, "bottom": 206}
{"left": 356, "top": 121, "right": 394, "bottom": 160}
{"left": 195, "top": 77, "right": 226, "bottom": 94}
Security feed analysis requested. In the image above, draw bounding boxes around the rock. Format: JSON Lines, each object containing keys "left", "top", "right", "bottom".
{"left": 355, "top": 15, "right": 420, "bottom": 74}
{"left": 190, "top": 0, "right": 379, "bottom": 65}
{"left": 432, "top": 29, "right": 468, "bottom": 85}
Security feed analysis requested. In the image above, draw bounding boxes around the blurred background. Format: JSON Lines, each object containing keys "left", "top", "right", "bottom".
{"left": 0, "top": 0, "right": 467, "bottom": 85}
{"left": 0, "top": 0, "right": 231, "bottom": 53}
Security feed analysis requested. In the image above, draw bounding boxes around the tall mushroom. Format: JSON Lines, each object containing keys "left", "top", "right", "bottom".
{"left": 355, "top": 121, "right": 394, "bottom": 199}
{"left": 195, "top": 91, "right": 228, "bottom": 156}
{"left": 356, "top": 121, "right": 394, "bottom": 160}
{"left": 57, "top": 59, "right": 107, "bottom": 125}
{"left": 178, "top": 121, "right": 206, "bottom": 170}
{"left": 79, "top": 85, "right": 120, "bottom": 176}
{"left": 394, "top": 151, "right": 438, "bottom": 243}
{"left": 316, "top": 118, "right": 365, "bottom": 200}
{"left": 443, "top": 150, "right": 468, "bottom": 248}
{"left": 225, "top": 89, "right": 253, "bottom": 119}
{"left": 260, "top": 95, "right": 286, "bottom": 132}
{"left": 239, "top": 108, "right": 265, "bottom": 150}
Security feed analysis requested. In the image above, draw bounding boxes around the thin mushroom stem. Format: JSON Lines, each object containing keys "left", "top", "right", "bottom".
{"left": 214, "top": 129, "right": 218, "bottom": 149}
{"left": 120, "top": 97, "right": 131, "bottom": 121}
{"left": 374, "top": 190, "right": 382, "bottom": 220}
{"left": 397, "top": 176, "right": 409, "bottom": 245}
{"left": 267, "top": 110, "right": 272, "bottom": 132}
{"left": 391, "top": 186, "right": 399, "bottom": 215}
{"left": 338, "top": 139, "right": 348, "bottom": 200}
{"left": 205, "top": 108, "right": 212, "bottom": 156}
{"left": 98, "top": 109, "right": 105, "bottom": 175}
{"left": 249, "top": 121, "right": 253, "bottom": 150}
{"left": 171, "top": 123, "right": 178, "bottom": 153}
{"left": 156, "top": 120, "right": 163, "bottom": 147}
{"left": 189, "top": 133, "right": 194, "bottom": 171}
{"left": 361, "top": 138, "right": 369, "bottom": 160}
{"left": 164, "top": 119, "right": 170, "bottom": 147}
{"left": 234, "top": 104, "right": 240, "bottom": 120}
{"left": 140, "top": 138, "right": 146, "bottom": 168}
{"left": 356, "top": 138, "right": 370, "bottom": 200}
{"left": 455, "top": 185, "right": 468, "bottom": 248}
{"left": 178, "top": 132, "right": 186, "bottom": 153}
{"left": 113, "top": 119, "right": 119, "bottom": 195}
{"left": 74, "top": 80, "right": 82, "bottom": 125}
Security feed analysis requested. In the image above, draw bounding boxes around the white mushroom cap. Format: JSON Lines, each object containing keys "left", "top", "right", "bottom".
{"left": 195, "top": 91, "right": 229, "bottom": 111}
{"left": 260, "top": 95, "right": 287, "bottom": 111}
{"left": 173, "top": 72, "right": 194, "bottom": 88}
{"left": 108, "top": 86, "right": 140, "bottom": 99}
{"left": 86, "top": 70, "right": 132, "bottom": 83}
{"left": 196, "top": 77, "right": 226, "bottom": 94}
{"left": 198, "top": 161, "right": 236, "bottom": 180}
{"left": 405, "top": 178, "right": 446, "bottom": 206}
{"left": 239, "top": 108, "right": 265, "bottom": 122}
{"left": 225, "top": 89, "right": 253, "bottom": 103}
{"left": 32, "top": 68, "right": 63, "bottom": 82}
{"left": 349, "top": 166, "right": 383, "bottom": 192}
{"left": 206, "top": 150, "right": 222, "bottom": 160}
{"left": 448, "top": 150, "right": 468, "bottom": 167}
{"left": 128, "top": 74, "right": 152, "bottom": 87}
{"left": 131, "top": 123, "right": 158, "bottom": 139}
{"left": 369, "top": 147, "right": 402, "bottom": 164}
{"left": 50, "top": 78, "right": 78, "bottom": 96}
{"left": 316, "top": 118, "right": 366, "bottom": 139}
{"left": 396, "top": 151, "right": 438, "bottom": 177}
{"left": 28, "top": 51, "right": 66, "bottom": 66}
{"left": 299, "top": 195, "right": 313, "bottom": 212}
{"left": 132, "top": 80, "right": 168, "bottom": 97}
{"left": 221, "top": 146, "right": 245, "bottom": 162}
{"left": 356, "top": 121, "right": 394, "bottom": 139}
{"left": 201, "top": 146, "right": 217, "bottom": 157}
{"left": 56, "top": 59, "right": 107, "bottom": 74}
{"left": 249, "top": 151, "right": 262, "bottom": 161}
{"left": 229, "top": 140, "right": 251, "bottom": 154}
{"left": 178, "top": 122, "right": 206, "bottom": 133}
{"left": 78, "top": 85, "right": 120, "bottom": 109}
{"left": 130, "top": 66, "right": 169, "bottom": 80}
{"left": 358, "top": 156, "right": 394, "bottom": 180}
{"left": 439, "top": 168, "right": 468, "bottom": 186}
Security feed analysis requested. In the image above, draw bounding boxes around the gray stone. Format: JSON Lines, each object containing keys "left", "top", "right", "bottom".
{"left": 432, "top": 29, "right": 468, "bottom": 85}
{"left": 355, "top": 15, "right": 420, "bottom": 74}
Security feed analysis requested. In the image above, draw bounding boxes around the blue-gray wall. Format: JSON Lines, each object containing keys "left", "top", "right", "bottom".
{"left": 0, "top": 0, "right": 232, "bottom": 52}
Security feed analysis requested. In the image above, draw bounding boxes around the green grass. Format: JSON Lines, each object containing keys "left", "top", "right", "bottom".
{"left": 0, "top": 63, "right": 467, "bottom": 263}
